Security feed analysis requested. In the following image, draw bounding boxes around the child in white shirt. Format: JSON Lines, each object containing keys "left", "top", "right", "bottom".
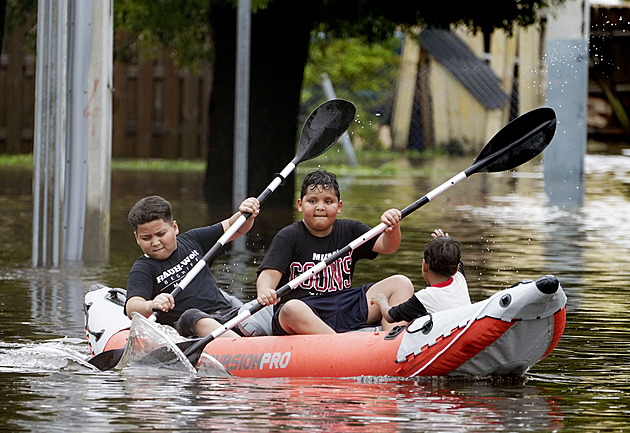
{"left": 371, "top": 229, "right": 471, "bottom": 322}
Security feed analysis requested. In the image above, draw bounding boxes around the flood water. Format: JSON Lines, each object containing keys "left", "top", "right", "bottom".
{"left": 1, "top": 152, "right": 630, "bottom": 432}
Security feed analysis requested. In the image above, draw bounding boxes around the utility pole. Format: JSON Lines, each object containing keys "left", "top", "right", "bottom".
{"left": 32, "top": 0, "right": 112, "bottom": 266}
{"left": 231, "top": 0, "right": 251, "bottom": 252}
{"left": 543, "top": 0, "right": 590, "bottom": 206}
{"left": 233, "top": 0, "right": 251, "bottom": 211}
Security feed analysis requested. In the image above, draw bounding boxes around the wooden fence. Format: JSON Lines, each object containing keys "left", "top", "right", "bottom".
{"left": 1, "top": 34, "right": 212, "bottom": 158}
{"left": 112, "top": 59, "right": 212, "bottom": 159}
{"left": 0, "top": 35, "right": 35, "bottom": 154}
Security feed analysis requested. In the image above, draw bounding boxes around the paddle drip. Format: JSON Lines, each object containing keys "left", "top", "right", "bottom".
{"left": 116, "top": 313, "right": 198, "bottom": 373}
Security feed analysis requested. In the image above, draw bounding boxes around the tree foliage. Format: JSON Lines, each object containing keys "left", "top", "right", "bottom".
{"left": 304, "top": 35, "right": 401, "bottom": 95}
{"left": 113, "top": 0, "right": 563, "bottom": 69}
{"left": 113, "top": 0, "right": 213, "bottom": 68}
{"left": 1, "top": 0, "right": 37, "bottom": 54}
{"left": 2, "top": 0, "right": 565, "bottom": 74}
{"left": 311, "top": 0, "right": 561, "bottom": 39}
{"left": 113, "top": 0, "right": 274, "bottom": 68}
{"left": 303, "top": 35, "right": 402, "bottom": 148}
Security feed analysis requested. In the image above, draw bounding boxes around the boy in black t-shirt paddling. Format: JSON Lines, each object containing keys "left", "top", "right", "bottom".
{"left": 256, "top": 169, "right": 414, "bottom": 335}
{"left": 124, "top": 195, "right": 259, "bottom": 338}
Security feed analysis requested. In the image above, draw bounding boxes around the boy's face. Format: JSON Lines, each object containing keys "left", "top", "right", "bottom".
{"left": 297, "top": 185, "right": 342, "bottom": 236}
{"left": 134, "top": 218, "right": 179, "bottom": 260}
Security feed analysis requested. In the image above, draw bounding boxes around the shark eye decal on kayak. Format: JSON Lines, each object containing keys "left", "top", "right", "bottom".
{"left": 499, "top": 294, "right": 512, "bottom": 308}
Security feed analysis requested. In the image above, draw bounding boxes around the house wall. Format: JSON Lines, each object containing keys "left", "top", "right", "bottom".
{"left": 427, "top": 26, "right": 526, "bottom": 154}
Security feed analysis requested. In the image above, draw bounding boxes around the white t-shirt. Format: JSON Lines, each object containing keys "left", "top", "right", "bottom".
{"left": 415, "top": 271, "right": 471, "bottom": 313}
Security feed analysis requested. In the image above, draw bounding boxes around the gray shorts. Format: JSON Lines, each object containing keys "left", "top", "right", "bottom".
{"left": 174, "top": 307, "right": 243, "bottom": 337}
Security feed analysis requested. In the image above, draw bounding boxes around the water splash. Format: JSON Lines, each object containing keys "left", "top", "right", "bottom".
{"left": 0, "top": 337, "right": 95, "bottom": 372}
{"left": 116, "top": 313, "right": 197, "bottom": 374}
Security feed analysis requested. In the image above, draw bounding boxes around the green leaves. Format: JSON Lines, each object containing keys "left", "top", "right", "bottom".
{"left": 114, "top": 0, "right": 213, "bottom": 68}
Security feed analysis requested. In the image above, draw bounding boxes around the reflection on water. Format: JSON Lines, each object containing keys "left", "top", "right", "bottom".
{"left": 0, "top": 371, "right": 566, "bottom": 432}
{"left": 1, "top": 154, "right": 630, "bottom": 431}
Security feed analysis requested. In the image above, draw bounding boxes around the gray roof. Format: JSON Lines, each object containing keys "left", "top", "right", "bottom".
{"left": 419, "top": 29, "right": 508, "bottom": 110}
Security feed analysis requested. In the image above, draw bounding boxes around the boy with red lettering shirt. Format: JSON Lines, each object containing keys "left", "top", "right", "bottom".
{"left": 256, "top": 169, "right": 414, "bottom": 335}
{"left": 125, "top": 195, "right": 259, "bottom": 338}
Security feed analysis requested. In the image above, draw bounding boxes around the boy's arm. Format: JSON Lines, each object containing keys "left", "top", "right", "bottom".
{"left": 221, "top": 197, "right": 260, "bottom": 241}
{"left": 387, "top": 296, "right": 428, "bottom": 323}
{"left": 256, "top": 268, "right": 283, "bottom": 306}
{"left": 373, "top": 208, "right": 402, "bottom": 254}
{"left": 125, "top": 293, "right": 174, "bottom": 319}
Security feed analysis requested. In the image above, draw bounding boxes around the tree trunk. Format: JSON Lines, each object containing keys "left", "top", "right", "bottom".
{"left": 204, "top": 0, "right": 315, "bottom": 223}
{"left": 0, "top": 0, "right": 6, "bottom": 54}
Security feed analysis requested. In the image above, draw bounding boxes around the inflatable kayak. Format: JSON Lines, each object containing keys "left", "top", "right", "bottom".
{"left": 84, "top": 275, "right": 566, "bottom": 378}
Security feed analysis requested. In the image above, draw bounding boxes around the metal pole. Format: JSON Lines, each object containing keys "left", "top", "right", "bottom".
{"left": 543, "top": 0, "right": 589, "bottom": 207}
{"left": 82, "top": 0, "right": 113, "bottom": 262}
{"left": 233, "top": 0, "right": 250, "bottom": 211}
{"left": 321, "top": 73, "right": 358, "bottom": 166}
{"left": 52, "top": 0, "right": 68, "bottom": 267}
{"left": 64, "top": 0, "right": 90, "bottom": 261}
{"left": 231, "top": 0, "right": 251, "bottom": 252}
{"left": 41, "top": 0, "right": 55, "bottom": 266}
{"left": 32, "top": 0, "right": 48, "bottom": 267}
{"left": 33, "top": 0, "right": 74, "bottom": 266}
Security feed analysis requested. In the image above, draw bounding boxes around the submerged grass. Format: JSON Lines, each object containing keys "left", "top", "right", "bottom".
{"left": 0, "top": 154, "right": 206, "bottom": 171}
{"left": 0, "top": 148, "right": 452, "bottom": 177}
{"left": 0, "top": 154, "right": 33, "bottom": 168}
{"left": 112, "top": 158, "right": 206, "bottom": 171}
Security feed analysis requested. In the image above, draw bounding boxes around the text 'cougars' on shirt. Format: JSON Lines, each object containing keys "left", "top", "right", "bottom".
{"left": 156, "top": 250, "right": 200, "bottom": 286}
{"left": 289, "top": 252, "right": 353, "bottom": 293}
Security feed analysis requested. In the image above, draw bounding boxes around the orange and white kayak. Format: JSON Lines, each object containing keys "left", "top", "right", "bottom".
{"left": 84, "top": 275, "right": 566, "bottom": 378}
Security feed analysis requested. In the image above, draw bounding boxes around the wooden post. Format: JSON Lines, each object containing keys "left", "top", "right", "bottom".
{"left": 417, "top": 49, "right": 433, "bottom": 149}
{"left": 163, "top": 59, "right": 179, "bottom": 158}
{"left": 5, "top": 33, "right": 24, "bottom": 153}
{"left": 518, "top": 26, "right": 545, "bottom": 114}
{"left": 137, "top": 60, "right": 153, "bottom": 157}
{"left": 181, "top": 71, "right": 198, "bottom": 158}
{"left": 392, "top": 32, "right": 420, "bottom": 150}
{"left": 486, "top": 29, "right": 516, "bottom": 141}
{"left": 452, "top": 27, "right": 487, "bottom": 153}
{"left": 112, "top": 61, "right": 127, "bottom": 157}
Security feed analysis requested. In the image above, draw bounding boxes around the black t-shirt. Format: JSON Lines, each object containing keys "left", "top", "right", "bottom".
{"left": 125, "top": 224, "right": 232, "bottom": 326}
{"left": 258, "top": 219, "right": 379, "bottom": 307}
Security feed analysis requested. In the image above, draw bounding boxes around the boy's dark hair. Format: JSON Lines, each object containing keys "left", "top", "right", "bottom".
{"left": 128, "top": 195, "right": 173, "bottom": 231}
{"left": 300, "top": 169, "right": 340, "bottom": 200}
{"left": 424, "top": 236, "right": 461, "bottom": 277}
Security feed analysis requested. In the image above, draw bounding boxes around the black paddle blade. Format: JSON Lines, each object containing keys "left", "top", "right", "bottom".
{"left": 186, "top": 350, "right": 204, "bottom": 368}
{"left": 473, "top": 107, "right": 557, "bottom": 173}
{"left": 88, "top": 347, "right": 125, "bottom": 371}
{"left": 127, "top": 340, "right": 200, "bottom": 372}
{"left": 87, "top": 339, "right": 200, "bottom": 371}
{"left": 183, "top": 336, "right": 213, "bottom": 367}
{"left": 295, "top": 99, "right": 356, "bottom": 163}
